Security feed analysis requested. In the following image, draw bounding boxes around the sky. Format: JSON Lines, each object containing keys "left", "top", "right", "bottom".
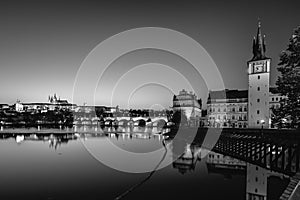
{"left": 0, "top": 0, "right": 299, "bottom": 109}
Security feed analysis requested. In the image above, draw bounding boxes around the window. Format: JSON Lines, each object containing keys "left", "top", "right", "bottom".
{"left": 223, "top": 115, "right": 226, "bottom": 120}
{"left": 239, "top": 106, "right": 242, "bottom": 112}
{"left": 232, "top": 108, "right": 235, "bottom": 112}
{"left": 258, "top": 75, "right": 260, "bottom": 80}
{"left": 257, "top": 99, "right": 260, "bottom": 103}
{"left": 272, "top": 97, "right": 274, "bottom": 101}
{"left": 257, "top": 110, "right": 260, "bottom": 114}
{"left": 257, "top": 120, "right": 260, "bottom": 124}
{"left": 258, "top": 87, "right": 260, "bottom": 91}
{"left": 213, "top": 108, "right": 215, "bottom": 112}
{"left": 218, "top": 108, "right": 220, "bottom": 112}
{"left": 232, "top": 115, "right": 235, "bottom": 120}
{"left": 244, "top": 107, "right": 247, "bottom": 111}
{"left": 224, "top": 108, "right": 226, "bottom": 112}
{"left": 276, "top": 97, "right": 278, "bottom": 101}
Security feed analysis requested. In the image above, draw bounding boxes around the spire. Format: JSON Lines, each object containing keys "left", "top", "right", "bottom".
{"left": 251, "top": 19, "right": 267, "bottom": 61}
{"left": 252, "top": 36, "right": 256, "bottom": 56}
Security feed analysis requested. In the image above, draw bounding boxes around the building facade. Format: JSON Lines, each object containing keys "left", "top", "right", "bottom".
{"left": 172, "top": 89, "right": 202, "bottom": 120}
{"left": 207, "top": 89, "right": 248, "bottom": 128}
{"left": 207, "top": 88, "right": 285, "bottom": 128}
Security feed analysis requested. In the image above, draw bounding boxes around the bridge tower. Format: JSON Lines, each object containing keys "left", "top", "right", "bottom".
{"left": 247, "top": 20, "right": 271, "bottom": 128}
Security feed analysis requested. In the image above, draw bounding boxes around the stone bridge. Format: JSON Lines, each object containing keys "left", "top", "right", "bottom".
{"left": 104, "top": 116, "right": 168, "bottom": 127}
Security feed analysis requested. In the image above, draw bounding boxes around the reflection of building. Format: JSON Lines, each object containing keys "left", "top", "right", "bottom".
{"left": 206, "top": 152, "right": 246, "bottom": 172}
{"left": 172, "top": 89, "right": 202, "bottom": 120}
{"left": 172, "top": 143, "right": 202, "bottom": 174}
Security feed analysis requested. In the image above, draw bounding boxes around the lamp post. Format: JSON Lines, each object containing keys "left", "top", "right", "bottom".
{"left": 260, "top": 119, "right": 265, "bottom": 129}
{"left": 260, "top": 119, "right": 265, "bottom": 137}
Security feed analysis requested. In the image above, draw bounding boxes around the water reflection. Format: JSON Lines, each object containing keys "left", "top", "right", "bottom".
{"left": 169, "top": 136, "right": 289, "bottom": 200}
{"left": 0, "top": 127, "right": 292, "bottom": 200}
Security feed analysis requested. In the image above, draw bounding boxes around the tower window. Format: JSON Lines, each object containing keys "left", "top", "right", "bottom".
{"left": 257, "top": 99, "right": 260, "bottom": 103}
{"left": 258, "top": 87, "right": 260, "bottom": 91}
{"left": 258, "top": 75, "right": 260, "bottom": 80}
{"left": 257, "top": 110, "right": 260, "bottom": 114}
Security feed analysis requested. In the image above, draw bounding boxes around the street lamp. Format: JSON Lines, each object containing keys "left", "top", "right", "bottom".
{"left": 260, "top": 119, "right": 265, "bottom": 137}
{"left": 260, "top": 119, "right": 265, "bottom": 129}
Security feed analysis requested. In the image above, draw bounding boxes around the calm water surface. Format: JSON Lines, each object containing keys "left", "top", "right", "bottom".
{"left": 0, "top": 127, "right": 289, "bottom": 200}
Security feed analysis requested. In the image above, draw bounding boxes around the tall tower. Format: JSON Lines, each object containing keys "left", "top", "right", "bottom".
{"left": 247, "top": 20, "right": 271, "bottom": 128}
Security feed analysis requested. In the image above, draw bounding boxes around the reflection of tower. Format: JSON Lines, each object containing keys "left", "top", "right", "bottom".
{"left": 172, "top": 143, "right": 202, "bottom": 174}
{"left": 246, "top": 163, "right": 267, "bottom": 200}
{"left": 247, "top": 20, "right": 271, "bottom": 128}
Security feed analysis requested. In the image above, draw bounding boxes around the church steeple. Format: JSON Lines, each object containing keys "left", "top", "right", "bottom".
{"left": 251, "top": 19, "right": 267, "bottom": 61}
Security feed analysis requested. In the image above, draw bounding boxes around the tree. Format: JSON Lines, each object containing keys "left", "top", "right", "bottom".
{"left": 273, "top": 26, "right": 300, "bottom": 129}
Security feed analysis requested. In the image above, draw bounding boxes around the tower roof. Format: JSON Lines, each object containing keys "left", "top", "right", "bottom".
{"left": 250, "top": 19, "right": 268, "bottom": 61}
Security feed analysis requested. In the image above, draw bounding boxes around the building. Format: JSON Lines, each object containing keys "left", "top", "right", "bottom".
{"left": 207, "top": 21, "right": 285, "bottom": 129}
{"left": 48, "top": 94, "right": 75, "bottom": 110}
{"left": 207, "top": 89, "right": 285, "bottom": 128}
{"left": 247, "top": 20, "right": 271, "bottom": 128}
{"left": 14, "top": 94, "right": 76, "bottom": 112}
{"left": 207, "top": 89, "right": 248, "bottom": 128}
{"left": 0, "top": 104, "right": 10, "bottom": 111}
{"left": 269, "top": 87, "right": 286, "bottom": 110}
{"left": 172, "top": 89, "right": 202, "bottom": 120}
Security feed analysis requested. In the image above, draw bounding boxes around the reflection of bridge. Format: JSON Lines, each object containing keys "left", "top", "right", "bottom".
{"left": 212, "top": 130, "right": 300, "bottom": 176}
{"left": 167, "top": 128, "right": 300, "bottom": 200}
{"left": 104, "top": 116, "right": 168, "bottom": 126}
